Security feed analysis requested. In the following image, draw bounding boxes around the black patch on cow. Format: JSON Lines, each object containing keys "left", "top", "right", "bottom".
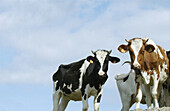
{"left": 166, "top": 51, "right": 170, "bottom": 76}
{"left": 123, "top": 74, "right": 129, "bottom": 82}
{"left": 97, "top": 95, "right": 102, "bottom": 103}
{"left": 166, "top": 51, "right": 170, "bottom": 61}
{"left": 84, "top": 94, "right": 87, "bottom": 100}
{"left": 81, "top": 88, "right": 85, "bottom": 96}
{"left": 97, "top": 89, "right": 101, "bottom": 95}
{"left": 134, "top": 69, "right": 142, "bottom": 76}
{"left": 53, "top": 59, "right": 85, "bottom": 93}
{"left": 82, "top": 72, "right": 108, "bottom": 91}
{"left": 166, "top": 51, "right": 170, "bottom": 92}
{"left": 163, "top": 83, "right": 168, "bottom": 89}
{"left": 103, "top": 58, "right": 109, "bottom": 72}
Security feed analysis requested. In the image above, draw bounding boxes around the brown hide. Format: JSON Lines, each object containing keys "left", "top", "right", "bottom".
{"left": 143, "top": 47, "right": 158, "bottom": 74}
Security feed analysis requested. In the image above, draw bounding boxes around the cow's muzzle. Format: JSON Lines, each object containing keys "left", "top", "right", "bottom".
{"left": 133, "top": 63, "right": 141, "bottom": 69}
{"left": 99, "top": 71, "right": 105, "bottom": 76}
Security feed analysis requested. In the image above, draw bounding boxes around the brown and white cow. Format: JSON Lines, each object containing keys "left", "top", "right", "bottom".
{"left": 118, "top": 37, "right": 169, "bottom": 109}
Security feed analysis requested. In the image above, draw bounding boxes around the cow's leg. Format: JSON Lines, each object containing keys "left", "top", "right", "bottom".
{"left": 152, "top": 74, "right": 159, "bottom": 108}
{"left": 163, "top": 81, "right": 170, "bottom": 107}
{"left": 81, "top": 87, "right": 89, "bottom": 111}
{"left": 58, "top": 95, "right": 70, "bottom": 111}
{"left": 157, "top": 83, "right": 164, "bottom": 107}
{"left": 167, "top": 84, "right": 170, "bottom": 106}
{"left": 94, "top": 89, "right": 103, "bottom": 111}
{"left": 136, "top": 82, "right": 142, "bottom": 109}
{"left": 53, "top": 89, "right": 61, "bottom": 111}
{"left": 144, "top": 84, "right": 152, "bottom": 109}
{"left": 163, "top": 83, "right": 170, "bottom": 106}
{"left": 82, "top": 93, "right": 89, "bottom": 111}
{"left": 121, "top": 94, "right": 133, "bottom": 111}
{"left": 159, "top": 88, "right": 165, "bottom": 107}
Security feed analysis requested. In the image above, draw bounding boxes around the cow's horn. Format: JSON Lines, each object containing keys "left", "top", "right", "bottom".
{"left": 122, "top": 61, "right": 131, "bottom": 66}
{"left": 125, "top": 39, "right": 130, "bottom": 43}
{"left": 144, "top": 38, "right": 149, "bottom": 44}
{"left": 91, "top": 50, "right": 95, "bottom": 55}
{"left": 108, "top": 50, "right": 112, "bottom": 54}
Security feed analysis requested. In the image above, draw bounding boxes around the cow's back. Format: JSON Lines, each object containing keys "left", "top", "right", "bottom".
{"left": 53, "top": 59, "right": 86, "bottom": 94}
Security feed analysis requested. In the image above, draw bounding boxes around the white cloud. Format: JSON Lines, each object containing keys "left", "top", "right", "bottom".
{"left": 1, "top": 0, "right": 170, "bottom": 85}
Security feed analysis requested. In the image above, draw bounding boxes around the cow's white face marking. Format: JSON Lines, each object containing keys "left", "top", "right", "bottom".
{"left": 131, "top": 39, "right": 143, "bottom": 68}
{"left": 96, "top": 50, "right": 108, "bottom": 76}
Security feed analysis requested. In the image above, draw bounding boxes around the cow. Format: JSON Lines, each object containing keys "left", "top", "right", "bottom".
{"left": 115, "top": 68, "right": 141, "bottom": 111}
{"left": 118, "top": 37, "right": 169, "bottom": 109}
{"left": 115, "top": 62, "right": 164, "bottom": 111}
{"left": 162, "top": 51, "right": 170, "bottom": 106}
{"left": 52, "top": 50, "right": 120, "bottom": 111}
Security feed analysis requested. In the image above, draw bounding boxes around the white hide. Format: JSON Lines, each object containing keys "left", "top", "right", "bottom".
{"left": 141, "top": 71, "right": 151, "bottom": 84}
{"left": 131, "top": 39, "right": 143, "bottom": 68}
{"left": 79, "top": 60, "right": 90, "bottom": 89}
{"left": 115, "top": 69, "right": 157, "bottom": 111}
{"left": 115, "top": 69, "right": 137, "bottom": 111}
{"left": 96, "top": 50, "right": 108, "bottom": 76}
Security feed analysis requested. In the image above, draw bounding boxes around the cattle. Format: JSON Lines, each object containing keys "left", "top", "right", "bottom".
{"left": 115, "top": 64, "right": 145, "bottom": 111}
{"left": 115, "top": 62, "right": 164, "bottom": 111}
{"left": 52, "top": 50, "right": 120, "bottom": 111}
{"left": 118, "top": 37, "right": 169, "bottom": 109}
{"left": 115, "top": 68, "right": 141, "bottom": 111}
{"left": 162, "top": 51, "right": 170, "bottom": 106}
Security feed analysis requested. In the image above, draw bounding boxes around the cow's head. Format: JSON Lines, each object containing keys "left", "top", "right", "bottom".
{"left": 86, "top": 50, "right": 120, "bottom": 76}
{"left": 118, "top": 38, "right": 155, "bottom": 70}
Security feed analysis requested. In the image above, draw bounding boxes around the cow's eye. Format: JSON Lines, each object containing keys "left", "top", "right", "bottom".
{"left": 141, "top": 50, "right": 144, "bottom": 54}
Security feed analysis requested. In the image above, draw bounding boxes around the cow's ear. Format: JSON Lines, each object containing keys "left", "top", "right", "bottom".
{"left": 109, "top": 56, "right": 120, "bottom": 63}
{"left": 118, "top": 45, "right": 129, "bottom": 53}
{"left": 87, "top": 56, "right": 95, "bottom": 64}
{"left": 145, "top": 45, "right": 155, "bottom": 53}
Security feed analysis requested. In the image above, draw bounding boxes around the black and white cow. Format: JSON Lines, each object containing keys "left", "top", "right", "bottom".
{"left": 52, "top": 50, "right": 120, "bottom": 111}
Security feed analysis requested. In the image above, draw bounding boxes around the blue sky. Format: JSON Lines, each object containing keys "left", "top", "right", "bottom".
{"left": 1, "top": 0, "right": 170, "bottom": 111}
